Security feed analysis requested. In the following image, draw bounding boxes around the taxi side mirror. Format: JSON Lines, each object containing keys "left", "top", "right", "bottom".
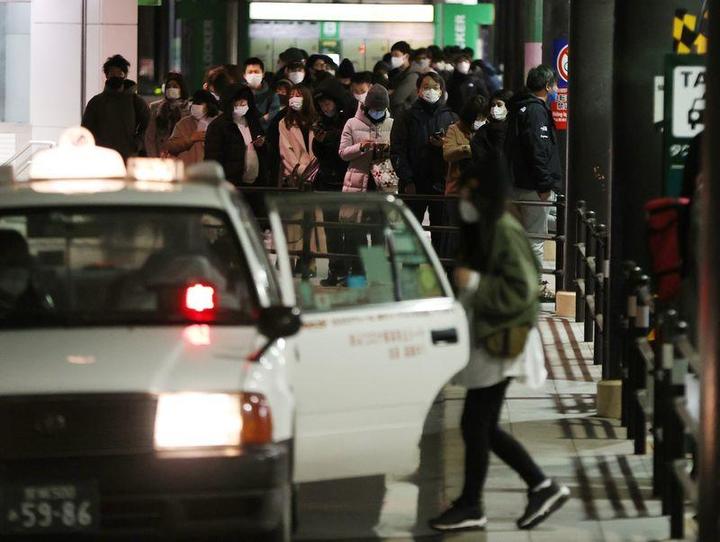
{"left": 257, "top": 306, "right": 302, "bottom": 340}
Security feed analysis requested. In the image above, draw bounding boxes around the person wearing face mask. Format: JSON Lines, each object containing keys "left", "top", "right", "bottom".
{"left": 410, "top": 48, "right": 432, "bottom": 74}
{"left": 285, "top": 61, "right": 308, "bottom": 87}
{"left": 337, "top": 59, "right": 355, "bottom": 89}
{"left": 390, "top": 72, "right": 457, "bottom": 255}
{"left": 446, "top": 53, "right": 489, "bottom": 116}
{"left": 203, "top": 66, "right": 232, "bottom": 103}
{"left": 350, "top": 71, "right": 373, "bottom": 106}
{"left": 166, "top": 90, "right": 219, "bottom": 167}
{"left": 243, "top": 57, "right": 280, "bottom": 131}
{"left": 266, "top": 79, "right": 293, "bottom": 186}
{"left": 82, "top": 54, "right": 150, "bottom": 161}
{"left": 504, "top": 65, "right": 562, "bottom": 270}
{"left": 332, "top": 84, "right": 394, "bottom": 284}
{"left": 205, "top": 84, "right": 268, "bottom": 187}
{"left": 388, "top": 41, "right": 419, "bottom": 118}
{"left": 429, "top": 165, "right": 569, "bottom": 532}
{"left": 471, "top": 89, "right": 513, "bottom": 175}
{"left": 144, "top": 72, "right": 189, "bottom": 157}
{"left": 372, "top": 61, "right": 391, "bottom": 88}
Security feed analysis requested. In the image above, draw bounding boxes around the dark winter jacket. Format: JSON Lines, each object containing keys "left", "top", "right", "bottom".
{"left": 470, "top": 121, "right": 511, "bottom": 192}
{"left": 81, "top": 86, "right": 150, "bottom": 160}
{"left": 266, "top": 107, "right": 288, "bottom": 186}
{"left": 504, "top": 93, "right": 562, "bottom": 193}
{"left": 311, "top": 80, "right": 351, "bottom": 190}
{"left": 388, "top": 67, "right": 419, "bottom": 118}
{"left": 390, "top": 98, "right": 457, "bottom": 194}
{"left": 204, "top": 83, "right": 268, "bottom": 185}
{"left": 252, "top": 82, "right": 281, "bottom": 130}
{"left": 446, "top": 70, "right": 489, "bottom": 116}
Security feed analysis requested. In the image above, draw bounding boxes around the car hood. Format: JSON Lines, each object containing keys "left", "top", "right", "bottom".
{"left": 0, "top": 327, "right": 261, "bottom": 395}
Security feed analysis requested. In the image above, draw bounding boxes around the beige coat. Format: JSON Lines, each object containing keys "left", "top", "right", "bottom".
{"left": 279, "top": 120, "right": 316, "bottom": 180}
{"left": 443, "top": 121, "right": 472, "bottom": 195}
{"left": 166, "top": 116, "right": 210, "bottom": 167}
{"left": 144, "top": 99, "right": 188, "bottom": 157}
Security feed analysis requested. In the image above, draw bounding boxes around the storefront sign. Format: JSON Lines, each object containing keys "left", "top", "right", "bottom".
{"left": 434, "top": 4, "right": 494, "bottom": 49}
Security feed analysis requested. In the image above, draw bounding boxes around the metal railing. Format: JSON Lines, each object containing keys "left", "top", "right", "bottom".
{"left": 572, "top": 200, "right": 699, "bottom": 539}
{"left": 238, "top": 185, "right": 566, "bottom": 283}
{"left": 1, "top": 140, "right": 56, "bottom": 180}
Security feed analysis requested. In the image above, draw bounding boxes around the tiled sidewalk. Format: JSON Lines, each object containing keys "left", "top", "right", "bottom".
{"left": 441, "top": 314, "right": 674, "bottom": 542}
{"left": 295, "top": 313, "right": 689, "bottom": 541}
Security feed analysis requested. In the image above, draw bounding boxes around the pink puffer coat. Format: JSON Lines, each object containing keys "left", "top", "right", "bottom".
{"left": 338, "top": 107, "right": 393, "bottom": 192}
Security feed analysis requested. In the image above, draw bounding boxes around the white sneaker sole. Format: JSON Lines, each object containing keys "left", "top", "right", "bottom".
{"left": 431, "top": 516, "right": 488, "bottom": 531}
{"left": 518, "top": 485, "right": 571, "bottom": 529}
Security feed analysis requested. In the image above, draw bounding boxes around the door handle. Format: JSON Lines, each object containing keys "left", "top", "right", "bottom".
{"left": 431, "top": 328, "right": 458, "bottom": 345}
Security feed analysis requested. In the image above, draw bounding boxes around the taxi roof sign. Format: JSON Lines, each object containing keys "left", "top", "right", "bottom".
{"left": 29, "top": 127, "right": 126, "bottom": 180}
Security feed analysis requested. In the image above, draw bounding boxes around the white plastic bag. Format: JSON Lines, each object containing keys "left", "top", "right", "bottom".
{"left": 514, "top": 327, "right": 547, "bottom": 389}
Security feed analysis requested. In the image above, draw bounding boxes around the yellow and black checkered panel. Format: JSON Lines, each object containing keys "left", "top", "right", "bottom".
{"left": 673, "top": 9, "right": 698, "bottom": 54}
{"left": 694, "top": 9, "right": 709, "bottom": 54}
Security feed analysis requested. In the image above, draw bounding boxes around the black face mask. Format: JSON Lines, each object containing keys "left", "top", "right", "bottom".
{"left": 106, "top": 76, "right": 125, "bottom": 91}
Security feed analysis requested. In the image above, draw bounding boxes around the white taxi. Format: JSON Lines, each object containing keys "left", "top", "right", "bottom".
{"left": 0, "top": 130, "right": 469, "bottom": 540}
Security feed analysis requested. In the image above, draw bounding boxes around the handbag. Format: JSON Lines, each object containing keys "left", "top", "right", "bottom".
{"left": 286, "top": 158, "right": 320, "bottom": 190}
{"left": 370, "top": 159, "right": 399, "bottom": 194}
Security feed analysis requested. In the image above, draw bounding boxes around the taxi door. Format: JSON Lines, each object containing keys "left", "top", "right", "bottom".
{"left": 266, "top": 194, "right": 469, "bottom": 483}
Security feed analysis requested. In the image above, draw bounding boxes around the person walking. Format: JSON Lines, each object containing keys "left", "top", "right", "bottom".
{"left": 82, "top": 54, "right": 150, "bottom": 161}
{"left": 429, "top": 165, "right": 570, "bottom": 533}
{"left": 505, "top": 65, "right": 562, "bottom": 268}
{"left": 387, "top": 41, "right": 419, "bottom": 118}
{"left": 390, "top": 72, "right": 456, "bottom": 255}
{"left": 166, "top": 90, "right": 219, "bottom": 167}
{"left": 144, "top": 72, "right": 189, "bottom": 157}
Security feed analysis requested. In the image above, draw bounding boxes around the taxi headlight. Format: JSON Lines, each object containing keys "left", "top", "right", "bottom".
{"left": 154, "top": 393, "right": 242, "bottom": 449}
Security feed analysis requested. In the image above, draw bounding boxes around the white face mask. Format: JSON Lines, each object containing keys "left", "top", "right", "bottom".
{"left": 421, "top": 88, "right": 442, "bottom": 104}
{"left": 353, "top": 92, "right": 368, "bottom": 104}
{"left": 233, "top": 105, "right": 249, "bottom": 120}
{"left": 210, "top": 91, "right": 220, "bottom": 102}
{"left": 459, "top": 200, "right": 480, "bottom": 224}
{"left": 288, "top": 96, "right": 304, "bottom": 111}
{"left": 433, "top": 61, "right": 446, "bottom": 72}
{"left": 326, "top": 69, "right": 336, "bottom": 76}
{"left": 491, "top": 105, "right": 508, "bottom": 121}
{"left": 245, "top": 73, "right": 263, "bottom": 89}
{"left": 288, "top": 71, "right": 305, "bottom": 85}
{"left": 165, "top": 87, "right": 181, "bottom": 100}
{"left": 390, "top": 55, "right": 405, "bottom": 69}
{"left": 456, "top": 61, "right": 471, "bottom": 75}
{"left": 416, "top": 59, "right": 430, "bottom": 70}
{"left": 190, "top": 104, "right": 206, "bottom": 120}
{"left": 473, "top": 119, "right": 487, "bottom": 131}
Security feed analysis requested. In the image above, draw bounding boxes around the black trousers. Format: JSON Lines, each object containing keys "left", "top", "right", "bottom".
{"left": 407, "top": 198, "right": 445, "bottom": 257}
{"left": 459, "top": 379, "right": 547, "bottom": 506}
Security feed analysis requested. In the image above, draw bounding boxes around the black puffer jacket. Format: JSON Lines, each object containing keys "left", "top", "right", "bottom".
{"left": 446, "top": 70, "right": 489, "bottom": 116}
{"left": 204, "top": 83, "right": 268, "bottom": 185}
{"left": 504, "top": 92, "right": 562, "bottom": 193}
{"left": 312, "top": 79, "right": 352, "bottom": 190}
{"left": 390, "top": 98, "right": 457, "bottom": 194}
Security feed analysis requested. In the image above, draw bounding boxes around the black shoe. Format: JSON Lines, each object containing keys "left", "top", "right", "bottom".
{"left": 429, "top": 501, "right": 487, "bottom": 532}
{"left": 517, "top": 480, "right": 570, "bottom": 530}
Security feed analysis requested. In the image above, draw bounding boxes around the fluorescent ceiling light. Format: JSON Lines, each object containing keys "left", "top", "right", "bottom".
{"left": 249, "top": 2, "right": 434, "bottom": 23}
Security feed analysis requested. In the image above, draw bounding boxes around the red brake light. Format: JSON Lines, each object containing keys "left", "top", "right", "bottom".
{"left": 183, "top": 282, "right": 217, "bottom": 321}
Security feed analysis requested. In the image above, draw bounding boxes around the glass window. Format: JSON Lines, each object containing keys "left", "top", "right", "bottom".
{"left": 0, "top": 207, "right": 258, "bottom": 327}
{"left": 269, "top": 197, "right": 445, "bottom": 312}
{"left": 0, "top": 2, "right": 31, "bottom": 123}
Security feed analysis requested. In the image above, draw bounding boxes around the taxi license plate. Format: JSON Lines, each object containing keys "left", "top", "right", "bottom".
{"left": 1, "top": 482, "right": 99, "bottom": 534}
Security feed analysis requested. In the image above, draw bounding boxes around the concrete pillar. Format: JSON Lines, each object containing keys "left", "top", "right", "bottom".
{"left": 609, "top": 0, "right": 698, "bottom": 376}
{"left": 565, "top": 0, "right": 614, "bottom": 289}
{"left": 29, "top": 0, "right": 137, "bottom": 143}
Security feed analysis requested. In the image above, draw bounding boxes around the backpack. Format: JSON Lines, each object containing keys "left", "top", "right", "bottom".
{"left": 644, "top": 197, "right": 691, "bottom": 302}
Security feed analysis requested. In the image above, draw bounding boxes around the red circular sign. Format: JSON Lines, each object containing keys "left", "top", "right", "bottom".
{"left": 557, "top": 45, "right": 569, "bottom": 82}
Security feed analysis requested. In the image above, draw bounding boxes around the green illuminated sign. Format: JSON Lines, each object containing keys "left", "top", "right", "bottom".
{"left": 434, "top": 3, "right": 495, "bottom": 49}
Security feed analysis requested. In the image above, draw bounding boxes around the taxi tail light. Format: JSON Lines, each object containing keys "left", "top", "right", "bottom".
{"left": 183, "top": 282, "right": 217, "bottom": 321}
{"left": 240, "top": 392, "right": 273, "bottom": 445}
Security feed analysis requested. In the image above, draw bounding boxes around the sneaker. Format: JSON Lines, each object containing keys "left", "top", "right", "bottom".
{"left": 429, "top": 501, "right": 487, "bottom": 532}
{"left": 539, "top": 280, "right": 556, "bottom": 302}
{"left": 517, "top": 480, "right": 570, "bottom": 530}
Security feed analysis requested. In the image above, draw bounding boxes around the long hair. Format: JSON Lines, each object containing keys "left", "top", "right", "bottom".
{"left": 157, "top": 72, "right": 188, "bottom": 134}
{"left": 283, "top": 85, "right": 317, "bottom": 130}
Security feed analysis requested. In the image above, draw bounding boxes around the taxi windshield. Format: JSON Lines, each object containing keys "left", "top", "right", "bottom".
{"left": 0, "top": 207, "right": 257, "bottom": 327}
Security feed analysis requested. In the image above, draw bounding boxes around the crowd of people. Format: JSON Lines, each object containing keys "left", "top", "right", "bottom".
{"left": 82, "top": 46, "right": 560, "bottom": 277}
{"left": 80, "top": 45, "right": 568, "bottom": 533}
